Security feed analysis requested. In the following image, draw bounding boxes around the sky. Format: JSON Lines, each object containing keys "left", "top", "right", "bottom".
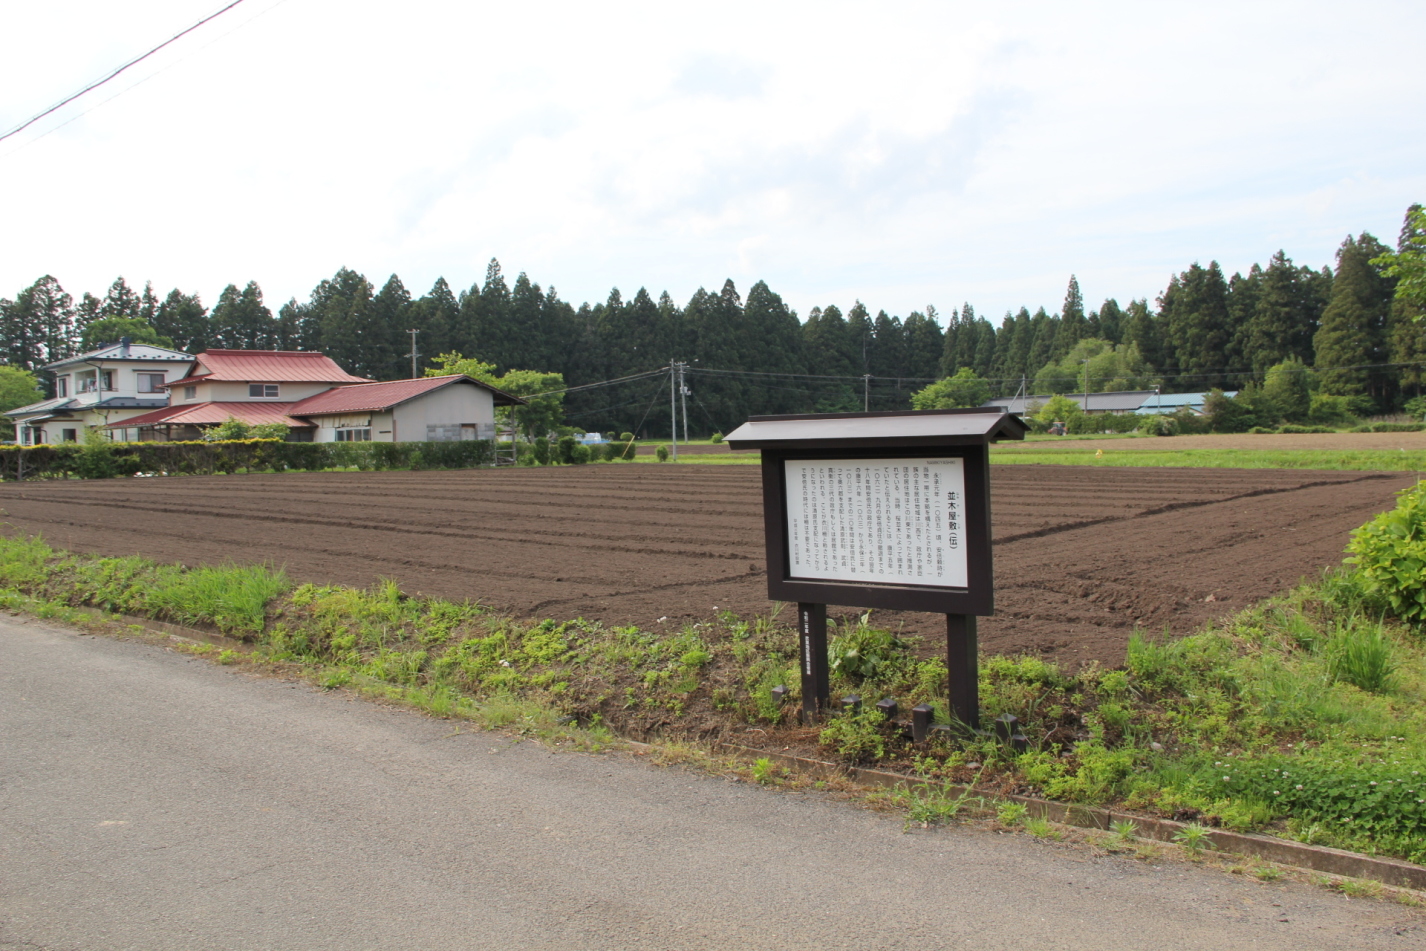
{"left": 1, "top": 0, "right": 1423, "bottom": 327}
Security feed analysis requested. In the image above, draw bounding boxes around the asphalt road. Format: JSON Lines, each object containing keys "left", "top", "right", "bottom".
{"left": 2, "top": 615, "right": 1422, "bottom": 951}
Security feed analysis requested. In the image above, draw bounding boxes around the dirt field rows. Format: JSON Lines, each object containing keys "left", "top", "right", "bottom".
{"left": 0, "top": 464, "right": 1412, "bottom": 666}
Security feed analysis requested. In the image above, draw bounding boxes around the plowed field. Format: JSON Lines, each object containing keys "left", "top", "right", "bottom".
{"left": 0, "top": 465, "right": 1411, "bottom": 666}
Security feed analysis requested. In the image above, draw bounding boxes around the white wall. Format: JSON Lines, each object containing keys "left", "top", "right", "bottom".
{"left": 182, "top": 380, "right": 337, "bottom": 403}
{"left": 310, "top": 411, "right": 392, "bottom": 442}
{"left": 305, "top": 383, "right": 497, "bottom": 443}
{"left": 391, "top": 384, "right": 496, "bottom": 442}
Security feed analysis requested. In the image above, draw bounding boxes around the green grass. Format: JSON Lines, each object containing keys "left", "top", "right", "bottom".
{"left": 988, "top": 447, "right": 1426, "bottom": 471}
{"left": 620, "top": 441, "right": 1426, "bottom": 471}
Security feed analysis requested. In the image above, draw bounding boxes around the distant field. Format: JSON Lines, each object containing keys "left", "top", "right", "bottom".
{"left": 636, "top": 430, "right": 1426, "bottom": 472}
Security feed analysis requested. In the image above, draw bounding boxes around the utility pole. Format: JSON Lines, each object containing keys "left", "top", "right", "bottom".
{"left": 669, "top": 363, "right": 678, "bottom": 462}
{"left": 678, "top": 362, "right": 689, "bottom": 446}
{"left": 408, "top": 329, "right": 419, "bottom": 379}
{"left": 863, "top": 374, "right": 871, "bottom": 412}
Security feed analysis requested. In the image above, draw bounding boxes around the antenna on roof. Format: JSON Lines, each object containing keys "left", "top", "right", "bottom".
{"left": 408, "top": 329, "right": 419, "bottom": 380}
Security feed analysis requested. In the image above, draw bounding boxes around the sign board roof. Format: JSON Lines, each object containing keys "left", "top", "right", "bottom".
{"left": 725, "top": 408, "right": 1028, "bottom": 451}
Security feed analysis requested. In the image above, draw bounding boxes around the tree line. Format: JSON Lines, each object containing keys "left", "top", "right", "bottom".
{"left": 2, "top": 205, "right": 1422, "bottom": 436}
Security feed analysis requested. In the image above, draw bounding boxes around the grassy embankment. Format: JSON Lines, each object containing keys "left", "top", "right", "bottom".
{"left": 631, "top": 436, "right": 1426, "bottom": 471}
{"left": 3, "top": 480, "right": 1425, "bottom": 863}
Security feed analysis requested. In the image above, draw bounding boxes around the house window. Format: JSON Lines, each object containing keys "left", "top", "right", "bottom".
{"left": 334, "top": 428, "right": 371, "bottom": 442}
{"left": 78, "top": 373, "right": 96, "bottom": 393}
{"left": 61, "top": 428, "right": 77, "bottom": 442}
{"left": 249, "top": 384, "right": 280, "bottom": 398}
{"left": 56, "top": 376, "right": 68, "bottom": 397}
{"left": 183, "top": 386, "right": 197, "bottom": 400}
{"left": 138, "top": 372, "right": 165, "bottom": 393}
{"left": 101, "top": 370, "right": 114, "bottom": 391}
{"left": 20, "top": 427, "right": 35, "bottom": 445}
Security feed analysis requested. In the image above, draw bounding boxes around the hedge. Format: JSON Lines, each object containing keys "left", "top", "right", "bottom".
{"left": 0, "top": 438, "right": 496, "bottom": 481}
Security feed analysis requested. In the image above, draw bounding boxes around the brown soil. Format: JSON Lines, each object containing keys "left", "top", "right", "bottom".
{"left": 0, "top": 465, "right": 1410, "bottom": 667}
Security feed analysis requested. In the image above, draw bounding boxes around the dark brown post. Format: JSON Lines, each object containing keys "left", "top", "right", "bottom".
{"left": 798, "top": 602, "right": 830, "bottom": 724}
{"left": 945, "top": 613, "right": 979, "bottom": 730}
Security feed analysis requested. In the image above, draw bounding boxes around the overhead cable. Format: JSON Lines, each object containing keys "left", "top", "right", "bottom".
{"left": 0, "top": 0, "right": 251, "bottom": 146}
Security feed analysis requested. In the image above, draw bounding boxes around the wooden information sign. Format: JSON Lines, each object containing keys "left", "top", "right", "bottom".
{"left": 725, "top": 408, "right": 1028, "bottom": 729}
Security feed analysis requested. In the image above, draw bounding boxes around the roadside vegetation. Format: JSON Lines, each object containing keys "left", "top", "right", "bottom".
{"left": 1, "top": 480, "right": 1423, "bottom": 864}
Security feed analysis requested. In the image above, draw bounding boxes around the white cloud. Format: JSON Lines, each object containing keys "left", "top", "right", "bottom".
{"left": 0, "top": 0, "right": 1422, "bottom": 324}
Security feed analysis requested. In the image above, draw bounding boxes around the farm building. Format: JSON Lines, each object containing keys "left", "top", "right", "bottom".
{"left": 5, "top": 339, "right": 196, "bottom": 444}
{"left": 1135, "top": 391, "right": 1237, "bottom": 415}
{"left": 287, "top": 375, "right": 524, "bottom": 442}
{"left": 984, "top": 390, "right": 1233, "bottom": 416}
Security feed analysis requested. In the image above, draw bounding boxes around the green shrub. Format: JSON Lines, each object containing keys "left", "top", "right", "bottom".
{"left": 556, "top": 435, "right": 578, "bottom": 464}
{"left": 710, "top": 431, "right": 724, "bottom": 443}
{"left": 570, "top": 443, "right": 592, "bottom": 465}
{"left": 1308, "top": 394, "right": 1363, "bottom": 426}
{"left": 829, "top": 621, "right": 907, "bottom": 681}
{"left": 1362, "top": 422, "right": 1425, "bottom": 433}
{"left": 1325, "top": 618, "right": 1398, "bottom": 693}
{"left": 1278, "top": 424, "right": 1336, "bottom": 434}
{"left": 0, "top": 439, "right": 496, "bottom": 481}
{"left": 1138, "top": 415, "right": 1176, "bottom": 436}
{"left": 818, "top": 708, "right": 887, "bottom": 764}
{"left": 72, "top": 444, "right": 118, "bottom": 479}
{"left": 1069, "top": 413, "right": 1143, "bottom": 435}
{"left": 656, "top": 445, "right": 669, "bottom": 462}
{"left": 532, "top": 437, "right": 552, "bottom": 466}
{"left": 1347, "top": 483, "right": 1426, "bottom": 625}
{"left": 601, "top": 441, "right": 623, "bottom": 462}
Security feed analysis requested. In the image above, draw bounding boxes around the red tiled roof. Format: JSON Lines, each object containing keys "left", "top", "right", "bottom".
{"left": 288, "top": 375, "right": 525, "bottom": 416}
{"left": 103, "top": 402, "right": 315, "bottom": 429}
{"left": 177, "top": 350, "right": 371, "bottom": 385}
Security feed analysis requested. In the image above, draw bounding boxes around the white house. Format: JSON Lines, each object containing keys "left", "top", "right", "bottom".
{"left": 5, "top": 339, "right": 196, "bottom": 444}
{"left": 287, "top": 374, "right": 524, "bottom": 442}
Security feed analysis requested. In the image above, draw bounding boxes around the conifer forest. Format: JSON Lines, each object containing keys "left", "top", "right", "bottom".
{"left": 3, "top": 206, "right": 1423, "bottom": 437}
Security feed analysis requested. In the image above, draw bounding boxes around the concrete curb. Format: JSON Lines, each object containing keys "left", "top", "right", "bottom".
{"left": 719, "top": 743, "right": 1426, "bottom": 891}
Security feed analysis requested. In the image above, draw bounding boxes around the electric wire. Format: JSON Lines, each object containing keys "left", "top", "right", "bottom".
{"left": 0, "top": 0, "right": 252, "bottom": 146}
{"left": 1, "top": 0, "right": 292, "bottom": 161}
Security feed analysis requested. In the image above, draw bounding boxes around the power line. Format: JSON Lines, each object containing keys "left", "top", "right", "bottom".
{"left": 0, "top": 0, "right": 251, "bottom": 146}
{"left": 528, "top": 366, "right": 668, "bottom": 398}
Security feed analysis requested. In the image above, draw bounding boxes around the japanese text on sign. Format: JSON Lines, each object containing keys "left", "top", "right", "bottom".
{"left": 783, "top": 457, "right": 967, "bottom": 588}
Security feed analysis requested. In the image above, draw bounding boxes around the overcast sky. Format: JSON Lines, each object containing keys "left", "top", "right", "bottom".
{"left": 2, "top": 0, "right": 1423, "bottom": 326}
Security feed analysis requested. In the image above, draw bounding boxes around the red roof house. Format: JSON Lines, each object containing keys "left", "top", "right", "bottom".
{"left": 106, "top": 352, "right": 525, "bottom": 445}
{"left": 288, "top": 375, "right": 524, "bottom": 443}
{"left": 109, "top": 350, "right": 372, "bottom": 442}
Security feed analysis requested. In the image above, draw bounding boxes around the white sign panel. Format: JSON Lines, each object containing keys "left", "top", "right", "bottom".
{"left": 784, "top": 458, "right": 967, "bottom": 588}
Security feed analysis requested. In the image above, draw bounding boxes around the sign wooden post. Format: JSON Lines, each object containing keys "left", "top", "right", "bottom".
{"left": 945, "top": 613, "right": 978, "bottom": 729}
{"left": 726, "top": 408, "right": 1027, "bottom": 731}
{"left": 798, "top": 602, "right": 830, "bottom": 722}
